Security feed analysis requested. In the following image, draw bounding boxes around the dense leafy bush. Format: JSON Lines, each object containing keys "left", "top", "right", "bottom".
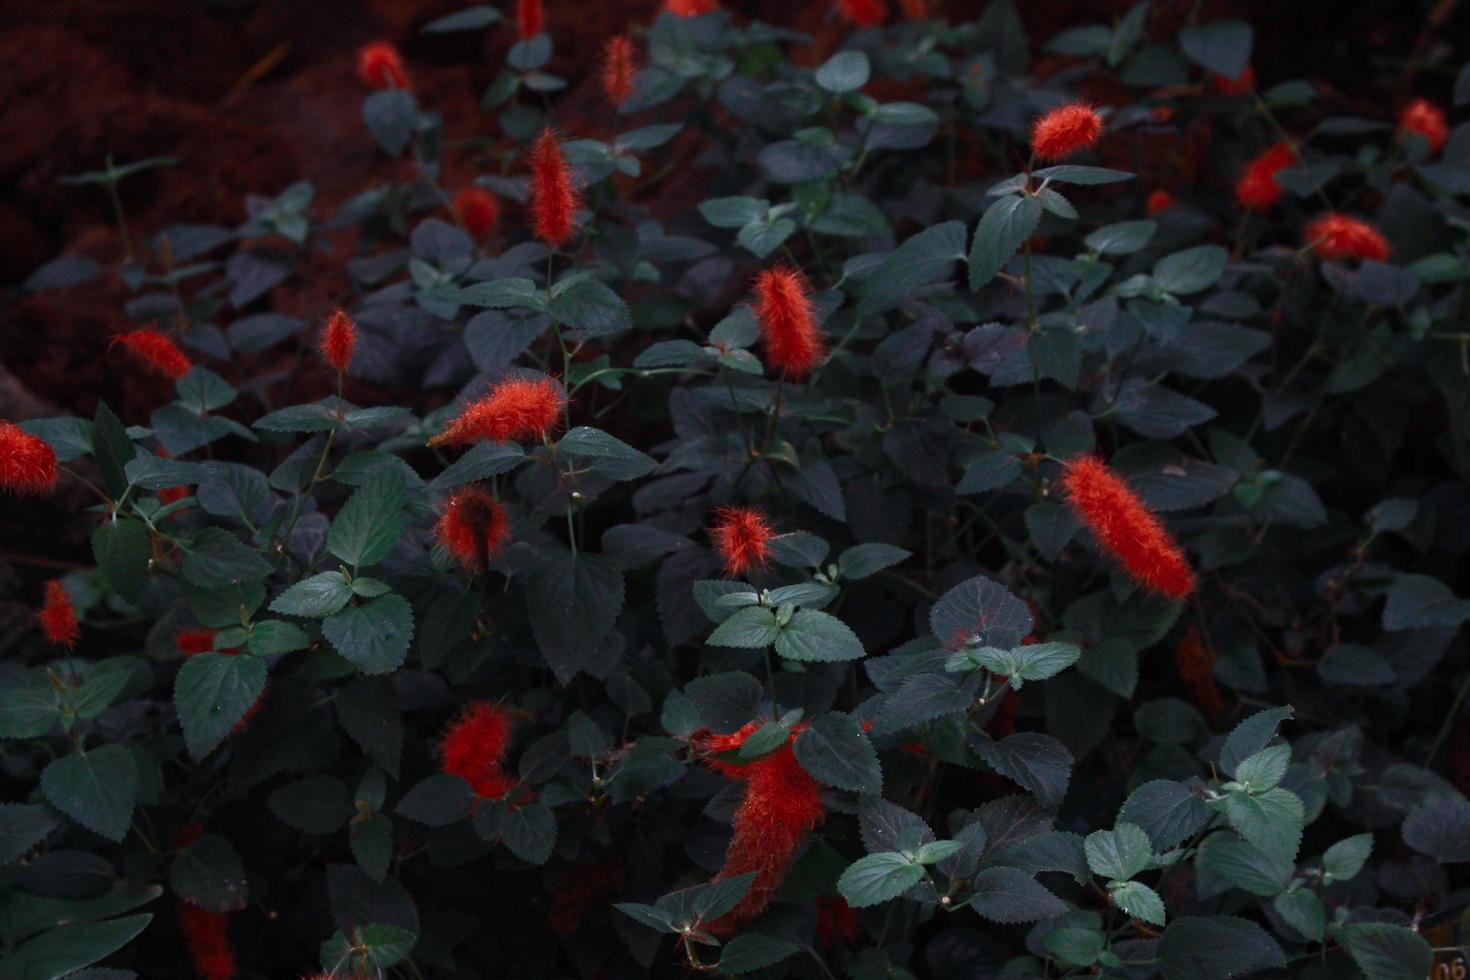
{"left": 5, "top": 2, "right": 1470, "bottom": 978}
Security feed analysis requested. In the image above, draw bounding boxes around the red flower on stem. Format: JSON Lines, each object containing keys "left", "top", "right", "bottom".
{"left": 710, "top": 506, "right": 774, "bottom": 578}
{"left": 318, "top": 310, "right": 358, "bottom": 375}
{"left": 1304, "top": 212, "right": 1390, "bottom": 262}
{"left": 179, "top": 902, "right": 237, "bottom": 980}
{"left": 836, "top": 0, "right": 886, "bottom": 27}
{"left": 1399, "top": 98, "right": 1449, "bottom": 153}
{"left": 39, "top": 579, "right": 79, "bottom": 649}
{"left": 664, "top": 0, "right": 719, "bottom": 12}
{"left": 1031, "top": 103, "right": 1103, "bottom": 161}
{"left": 1175, "top": 625, "right": 1224, "bottom": 722}
{"left": 815, "top": 896, "right": 862, "bottom": 946}
{"left": 1146, "top": 189, "right": 1174, "bottom": 215}
{"left": 517, "top": 0, "right": 544, "bottom": 41}
{"left": 453, "top": 187, "right": 499, "bottom": 242}
{"left": 602, "top": 35, "right": 638, "bottom": 108}
{"left": 1234, "top": 142, "right": 1296, "bottom": 212}
{"left": 428, "top": 376, "right": 564, "bottom": 447}
{"left": 440, "top": 700, "right": 518, "bottom": 799}
{"left": 752, "top": 265, "right": 824, "bottom": 379}
{"left": 356, "top": 41, "right": 409, "bottom": 90}
{"left": 1059, "top": 455, "right": 1196, "bottom": 600}
{"left": 0, "top": 421, "right": 57, "bottom": 495}
{"left": 1211, "top": 65, "right": 1255, "bottom": 95}
{"left": 528, "top": 128, "right": 580, "bottom": 250}
{"left": 899, "top": 0, "right": 926, "bottom": 19}
{"left": 434, "top": 486, "right": 511, "bottom": 571}
{"left": 115, "top": 327, "right": 193, "bottom": 380}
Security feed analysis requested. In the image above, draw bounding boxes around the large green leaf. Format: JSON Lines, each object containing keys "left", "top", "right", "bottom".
{"left": 322, "top": 595, "right": 416, "bottom": 675}
{"left": 174, "top": 652, "right": 268, "bottom": 759}
{"left": 969, "top": 195, "right": 1041, "bottom": 291}
{"left": 327, "top": 468, "right": 406, "bottom": 568}
{"left": 40, "top": 745, "right": 138, "bottom": 842}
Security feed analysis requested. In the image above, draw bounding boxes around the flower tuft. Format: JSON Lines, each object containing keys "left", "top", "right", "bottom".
{"left": 115, "top": 327, "right": 193, "bottom": 380}
{"left": 1304, "top": 212, "right": 1390, "bottom": 262}
{"left": 837, "top": 0, "right": 886, "bottom": 27}
{"left": 1234, "top": 142, "right": 1295, "bottom": 212}
{"left": 453, "top": 187, "right": 499, "bottom": 242}
{"left": 528, "top": 128, "right": 580, "bottom": 250}
{"left": 1210, "top": 65, "right": 1256, "bottom": 95}
{"left": 752, "top": 265, "right": 824, "bottom": 379}
{"left": 39, "top": 579, "right": 79, "bottom": 649}
{"left": 179, "top": 902, "right": 237, "bottom": 980}
{"left": 517, "top": 0, "right": 544, "bottom": 41}
{"left": 433, "top": 485, "right": 511, "bottom": 572}
{"left": 602, "top": 35, "right": 638, "bottom": 108}
{"left": 1399, "top": 98, "right": 1449, "bottom": 154}
{"left": 899, "top": 0, "right": 927, "bottom": 19}
{"left": 815, "top": 896, "right": 862, "bottom": 947}
{"left": 1175, "top": 625, "right": 1223, "bottom": 722}
{"left": 440, "top": 700, "right": 518, "bottom": 799}
{"left": 318, "top": 310, "right": 358, "bottom": 375}
{"left": 0, "top": 421, "right": 57, "bottom": 496}
{"left": 1146, "top": 189, "right": 1174, "bottom": 215}
{"left": 356, "top": 41, "right": 409, "bottom": 90}
{"left": 1031, "top": 103, "right": 1103, "bottom": 161}
{"left": 428, "top": 376, "right": 564, "bottom": 448}
{"left": 178, "top": 628, "right": 220, "bottom": 657}
{"left": 547, "top": 861, "right": 627, "bottom": 934}
{"left": 664, "top": 0, "right": 719, "bottom": 12}
{"left": 1059, "top": 455, "right": 1195, "bottom": 600}
{"left": 710, "top": 506, "right": 775, "bottom": 578}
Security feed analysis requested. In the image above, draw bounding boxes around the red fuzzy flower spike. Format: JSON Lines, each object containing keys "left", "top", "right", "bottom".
{"left": 1234, "top": 142, "right": 1296, "bottom": 212}
{"left": 1146, "top": 189, "right": 1174, "bottom": 215}
{"left": 1175, "top": 625, "right": 1224, "bottom": 722}
{"left": 177, "top": 628, "right": 219, "bottom": 657}
{"left": 837, "top": 0, "right": 886, "bottom": 27}
{"left": 517, "top": 0, "right": 544, "bottom": 41}
{"left": 39, "top": 579, "right": 79, "bottom": 649}
{"left": 710, "top": 506, "right": 774, "bottom": 578}
{"left": 1031, "top": 103, "right": 1103, "bottom": 161}
{"left": 440, "top": 700, "right": 518, "bottom": 799}
{"left": 116, "top": 327, "right": 193, "bottom": 380}
{"left": 602, "top": 35, "right": 638, "bottom": 108}
{"left": 815, "top": 896, "right": 862, "bottom": 947}
{"left": 664, "top": 0, "right": 719, "bottom": 12}
{"left": 434, "top": 485, "right": 511, "bottom": 571}
{"left": 1304, "top": 212, "right": 1391, "bottom": 262}
{"left": 546, "top": 861, "right": 628, "bottom": 934}
{"left": 1211, "top": 65, "right": 1256, "bottom": 95}
{"left": 752, "top": 265, "right": 824, "bottom": 379}
{"left": 318, "top": 310, "right": 358, "bottom": 375}
{"left": 899, "top": 0, "right": 926, "bottom": 19}
{"left": 428, "top": 376, "right": 564, "bottom": 447}
{"left": 0, "top": 421, "right": 57, "bottom": 495}
{"left": 356, "top": 41, "right": 409, "bottom": 90}
{"left": 1399, "top": 98, "right": 1449, "bottom": 154}
{"left": 528, "top": 128, "right": 580, "bottom": 250}
{"left": 453, "top": 187, "right": 499, "bottom": 242}
{"left": 179, "top": 903, "right": 237, "bottom": 980}
{"left": 1059, "top": 456, "right": 1195, "bottom": 600}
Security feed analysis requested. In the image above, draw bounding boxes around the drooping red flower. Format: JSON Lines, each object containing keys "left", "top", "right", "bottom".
{"left": 179, "top": 902, "right": 237, "bottom": 980}
{"left": 356, "top": 41, "right": 409, "bottom": 90}
{"left": 517, "top": 0, "right": 544, "bottom": 40}
{"left": 433, "top": 486, "right": 511, "bottom": 571}
{"left": 815, "top": 896, "right": 862, "bottom": 946}
{"left": 1304, "top": 212, "right": 1391, "bottom": 262}
{"left": 836, "top": 0, "right": 886, "bottom": 27}
{"left": 546, "top": 861, "right": 628, "bottom": 933}
{"left": 710, "top": 506, "right": 774, "bottom": 578}
{"left": 39, "top": 579, "right": 79, "bottom": 649}
{"left": 440, "top": 700, "right": 518, "bottom": 799}
{"left": 1399, "top": 98, "right": 1449, "bottom": 154}
{"left": 428, "top": 376, "right": 564, "bottom": 447}
{"left": 664, "top": 0, "right": 720, "bottom": 12}
{"left": 1031, "top": 103, "right": 1103, "bottom": 161}
{"left": 898, "top": 0, "right": 926, "bottom": 19}
{"left": 115, "top": 327, "right": 193, "bottom": 380}
{"left": 178, "top": 628, "right": 220, "bottom": 657}
{"left": 1059, "top": 455, "right": 1195, "bottom": 600}
{"left": 1175, "top": 626, "right": 1223, "bottom": 722}
{"left": 453, "top": 187, "right": 500, "bottom": 242}
{"left": 318, "top": 310, "right": 358, "bottom": 375}
{"left": 528, "top": 128, "right": 580, "bottom": 250}
{"left": 602, "top": 35, "right": 637, "bottom": 108}
{"left": 0, "top": 421, "right": 57, "bottom": 495}
{"left": 752, "top": 265, "right": 824, "bottom": 379}
{"left": 1211, "top": 64, "right": 1256, "bottom": 95}
{"left": 1234, "top": 142, "right": 1296, "bottom": 212}
{"left": 1146, "top": 189, "right": 1174, "bottom": 215}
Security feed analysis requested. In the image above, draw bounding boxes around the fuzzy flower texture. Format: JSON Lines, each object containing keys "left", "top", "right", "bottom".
{"left": 517, "top": 0, "right": 543, "bottom": 40}
{"left": 602, "top": 35, "right": 637, "bottom": 108}
{"left": 528, "top": 128, "right": 580, "bottom": 250}
{"left": 429, "top": 376, "right": 563, "bottom": 448}
{"left": 0, "top": 421, "right": 57, "bottom": 495}
{"left": 711, "top": 506, "right": 775, "bottom": 578}
{"left": 1031, "top": 103, "right": 1103, "bottom": 161}
{"left": 453, "top": 186, "right": 499, "bottom": 242}
{"left": 664, "top": 0, "right": 719, "bottom": 12}
{"left": 1399, "top": 98, "right": 1448, "bottom": 154}
{"left": 440, "top": 701, "right": 518, "bottom": 799}
{"left": 1234, "top": 142, "right": 1296, "bottom": 212}
{"left": 38, "top": 579, "right": 79, "bottom": 648}
{"left": 434, "top": 485, "right": 511, "bottom": 572}
{"left": 115, "top": 327, "right": 193, "bottom": 380}
{"left": 753, "top": 265, "right": 824, "bottom": 379}
{"left": 179, "top": 902, "right": 236, "bottom": 980}
{"left": 318, "top": 310, "right": 358, "bottom": 375}
{"left": 1060, "top": 456, "right": 1195, "bottom": 600}
{"left": 356, "top": 41, "right": 409, "bottom": 90}
{"left": 1304, "top": 212, "right": 1390, "bottom": 262}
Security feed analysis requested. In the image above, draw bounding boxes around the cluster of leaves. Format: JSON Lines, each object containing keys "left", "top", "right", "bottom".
{"left": 5, "top": 2, "right": 1470, "bottom": 979}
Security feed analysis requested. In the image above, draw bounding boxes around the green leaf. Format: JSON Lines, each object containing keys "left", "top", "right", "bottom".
{"left": 1157, "top": 916, "right": 1285, "bottom": 980}
{"left": 525, "top": 552, "right": 624, "bottom": 684}
{"left": 1084, "top": 823, "right": 1153, "bottom": 881}
{"left": 1110, "top": 880, "right": 1166, "bottom": 926}
{"left": 930, "top": 574, "right": 1033, "bottom": 649}
{"left": 1339, "top": 922, "right": 1433, "bottom": 980}
{"left": 269, "top": 571, "right": 353, "bottom": 618}
{"left": 0, "top": 804, "right": 59, "bottom": 866}
{"left": 322, "top": 595, "right": 415, "bottom": 675}
{"left": 708, "top": 606, "right": 781, "bottom": 647}
{"left": 0, "top": 673, "right": 61, "bottom": 739}
{"left": 794, "top": 712, "right": 882, "bottom": 794}
{"left": 1044, "top": 926, "right": 1105, "bottom": 967}
{"left": 1153, "top": 244, "right": 1228, "bottom": 295}
{"left": 422, "top": 4, "right": 500, "bottom": 31}
{"left": 430, "top": 277, "right": 541, "bottom": 309}
{"left": 1, "top": 913, "right": 152, "bottom": 980}
{"left": 268, "top": 776, "right": 355, "bottom": 834}
{"left": 183, "top": 528, "right": 272, "bottom": 589}
{"left": 815, "top": 50, "right": 870, "bottom": 93}
{"left": 170, "top": 833, "right": 248, "bottom": 912}
{"left": 174, "top": 652, "right": 268, "bottom": 759}
{"left": 836, "top": 852, "right": 924, "bottom": 908}
{"left": 774, "top": 609, "right": 865, "bottom": 662}
{"left": 40, "top": 745, "right": 138, "bottom": 842}
{"left": 968, "top": 867, "right": 1068, "bottom": 923}
{"left": 1222, "top": 787, "right": 1304, "bottom": 865}
{"left": 1219, "top": 705, "right": 1292, "bottom": 777}
{"left": 718, "top": 934, "right": 800, "bottom": 975}
{"left": 654, "top": 873, "right": 757, "bottom": 927}
{"left": 874, "top": 672, "right": 970, "bottom": 735}
{"left": 699, "top": 196, "right": 768, "bottom": 228}
{"left": 1011, "top": 641, "right": 1081, "bottom": 684}
{"left": 1234, "top": 744, "right": 1291, "bottom": 792}
{"left": 969, "top": 194, "right": 1041, "bottom": 290}
{"left": 395, "top": 774, "right": 473, "bottom": 825}
{"left": 327, "top": 468, "right": 406, "bottom": 568}
{"left": 859, "top": 220, "right": 968, "bottom": 313}
{"left": 1321, "top": 833, "right": 1372, "bottom": 881}
{"left": 837, "top": 543, "right": 910, "bottom": 580}
{"left": 1272, "top": 887, "right": 1324, "bottom": 941}
{"left": 1382, "top": 574, "right": 1470, "bottom": 630}
{"left": 1033, "top": 165, "right": 1135, "bottom": 185}
{"left": 1118, "top": 780, "right": 1211, "bottom": 850}
{"left": 429, "top": 441, "right": 525, "bottom": 489}
{"left": 557, "top": 427, "right": 656, "bottom": 480}
{"left": 247, "top": 620, "right": 309, "bottom": 656}
{"left": 1085, "top": 220, "right": 1156, "bottom": 255}
{"left": 363, "top": 88, "right": 418, "bottom": 156}
{"left": 972, "top": 732, "right": 1073, "bottom": 809}
{"left": 549, "top": 278, "right": 632, "bottom": 338}
{"left": 92, "top": 518, "right": 151, "bottom": 604}
{"left": 1401, "top": 789, "right": 1470, "bottom": 863}
{"left": 1179, "top": 19, "right": 1253, "bottom": 79}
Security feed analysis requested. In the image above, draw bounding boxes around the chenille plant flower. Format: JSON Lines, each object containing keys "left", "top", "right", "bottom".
{"left": 1030, "top": 102, "right": 1103, "bottom": 161}
{"left": 1059, "top": 455, "right": 1196, "bottom": 600}
{"left": 114, "top": 327, "right": 192, "bottom": 379}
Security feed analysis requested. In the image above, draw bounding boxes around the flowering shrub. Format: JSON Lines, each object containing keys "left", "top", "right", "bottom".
{"left": 5, "top": 3, "right": 1470, "bottom": 979}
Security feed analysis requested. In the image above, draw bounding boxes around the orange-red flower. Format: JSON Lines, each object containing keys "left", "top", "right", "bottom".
{"left": 179, "top": 902, "right": 236, "bottom": 980}
{"left": 898, "top": 0, "right": 926, "bottom": 19}
{"left": 517, "top": 0, "right": 543, "bottom": 40}
{"left": 664, "top": 0, "right": 719, "bottom": 12}
{"left": 356, "top": 41, "right": 410, "bottom": 90}
{"left": 602, "top": 35, "right": 637, "bottom": 108}
{"left": 1211, "top": 65, "right": 1255, "bottom": 95}
{"left": 453, "top": 187, "right": 499, "bottom": 242}
{"left": 1234, "top": 142, "right": 1296, "bottom": 212}
{"left": 428, "top": 376, "right": 564, "bottom": 447}
{"left": 116, "top": 327, "right": 193, "bottom": 379}
{"left": 528, "top": 128, "right": 580, "bottom": 250}
{"left": 1146, "top": 189, "right": 1174, "bottom": 215}
{"left": 752, "top": 265, "right": 824, "bottom": 379}
{"left": 815, "top": 896, "right": 862, "bottom": 946}
{"left": 0, "top": 421, "right": 57, "bottom": 495}
{"left": 39, "top": 579, "right": 79, "bottom": 649}
{"left": 178, "top": 628, "right": 221, "bottom": 657}
{"left": 1399, "top": 98, "right": 1449, "bottom": 154}
{"left": 1031, "top": 103, "right": 1103, "bottom": 161}
{"left": 440, "top": 701, "right": 518, "bottom": 799}
{"left": 1059, "top": 455, "right": 1195, "bottom": 600}
{"left": 1175, "top": 625, "right": 1223, "bottom": 722}
{"left": 318, "top": 310, "right": 358, "bottom": 375}
{"left": 836, "top": 0, "right": 885, "bottom": 26}
{"left": 710, "top": 506, "right": 774, "bottom": 578}
{"left": 433, "top": 486, "right": 511, "bottom": 571}
{"left": 1304, "top": 212, "right": 1390, "bottom": 262}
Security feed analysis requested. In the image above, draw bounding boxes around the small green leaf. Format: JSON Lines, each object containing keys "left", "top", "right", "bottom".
{"left": 774, "top": 609, "right": 865, "bottom": 662}
{"left": 327, "top": 468, "right": 406, "bottom": 568}
{"left": 969, "top": 195, "right": 1041, "bottom": 290}
{"left": 837, "top": 852, "right": 924, "bottom": 907}
{"left": 322, "top": 594, "right": 415, "bottom": 675}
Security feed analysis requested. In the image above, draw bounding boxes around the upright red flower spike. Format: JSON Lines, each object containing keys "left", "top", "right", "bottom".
{"left": 815, "top": 896, "right": 862, "bottom": 946}
{"left": 1030, "top": 103, "right": 1103, "bottom": 162}
{"left": 178, "top": 902, "right": 237, "bottom": 980}
{"left": 664, "top": 0, "right": 719, "bottom": 12}
{"left": 428, "top": 376, "right": 564, "bottom": 447}
{"left": 1211, "top": 65, "right": 1256, "bottom": 95}
{"left": 528, "top": 128, "right": 580, "bottom": 250}
{"left": 1234, "top": 142, "right": 1296, "bottom": 212}
{"left": 356, "top": 41, "right": 409, "bottom": 90}
{"left": 318, "top": 310, "right": 358, "bottom": 375}
{"left": 1059, "top": 456, "right": 1196, "bottom": 600}
{"left": 434, "top": 485, "right": 511, "bottom": 571}
{"left": 602, "top": 35, "right": 638, "bottom": 108}
{"left": 1146, "top": 189, "right": 1174, "bottom": 215}
{"left": 115, "top": 327, "right": 193, "bottom": 380}
{"left": 836, "top": 0, "right": 886, "bottom": 27}
{"left": 1399, "top": 98, "right": 1449, "bottom": 154}
{"left": 1304, "top": 212, "right": 1391, "bottom": 262}
{"left": 517, "top": 0, "right": 544, "bottom": 40}
{"left": 453, "top": 187, "right": 499, "bottom": 242}
{"left": 710, "top": 506, "right": 774, "bottom": 578}
{"left": 440, "top": 700, "right": 518, "bottom": 799}
{"left": 752, "top": 265, "right": 824, "bottom": 379}
{"left": 1175, "top": 626, "right": 1224, "bottom": 722}
{"left": 0, "top": 421, "right": 58, "bottom": 495}
{"left": 39, "top": 579, "right": 79, "bottom": 649}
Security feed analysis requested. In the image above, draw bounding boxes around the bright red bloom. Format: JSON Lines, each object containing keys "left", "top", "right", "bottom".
{"left": 1176, "top": 626, "right": 1223, "bottom": 722}
{"left": 899, "top": 0, "right": 926, "bottom": 19}
{"left": 453, "top": 187, "right": 499, "bottom": 242}
{"left": 318, "top": 310, "right": 358, "bottom": 375}
{"left": 836, "top": 0, "right": 885, "bottom": 26}
{"left": 39, "top": 580, "right": 79, "bottom": 649}
{"left": 0, "top": 421, "right": 57, "bottom": 495}
{"left": 1031, "top": 103, "right": 1103, "bottom": 161}
{"left": 428, "top": 376, "right": 564, "bottom": 447}
{"left": 546, "top": 861, "right": 627, "bottom": 934}
{"left": 1059, "top": 456, "right": 1195, "bottom": 600}
{"left": 1234, "top": 142, "right": 1296, "bottom": 212}
{"left": 1399, "top": 98, "right": 1449, "bottom": 154}
{"left": 1211, "top": 65, "right": 1256, "bottom": 95}
{"left": 1304, "top": 212, "right": 1391, "bottom": 262}
{"left": 710, "top": 506, "right": 774, "bottom": 578}
{"left": 528, "top": 128, "right": 580, "bottom": 250}
{"left": 434, "top": 486, "right": 511, "bottom": 571}
{"left": 356, "top": 41, "right": 409, "bottom": 90}
{"left": 179, "top": 903, "right": 236, "bottom": 980}
{"left": 815, "top": 896, "right": 862, "bottom": 946}
{"left": 752, "top": 265, "right": 824, "bottom": 379}
{"left": 116, "top": 327, "right": 192, "bottom": 380}
{"left": 602, "top": 35, "right": 637, "bottom": 108}
{"left": 177, "top": 628, "right": 219, "bottom": 657}
{"left": 664, "top": 0, "right": 719, "bottom": 12}
{"left": 1150, "top": 105, "right": 1174, "bottom": 123}
{"left": 440, "top": 701, "right": 518, "bottom": 799}
{"left": 517, "top": 0, "right": 543, "bottom": 40}
{"left": 1146, "top": 189, "right": 1174, "bottom": 215}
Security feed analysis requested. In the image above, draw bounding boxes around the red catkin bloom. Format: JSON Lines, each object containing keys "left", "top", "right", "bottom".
{"left": 0, "top": 421, "right": 58, "bottom": 495}
{"left": 710, "top": 506, "right": 774, "bottom": 578}
{"left": 1304, "top": 212, "right": 1391, "bottom": 262}
{"left": 453, "top": 187, "right": 499, "bottom": 242}
{"left": 356, "top": 41, "right": 409, "bottom": 90}
{"left": 752, "top": 265, "right": 824, "bottom": 379}
{"left": 1146, "top": 189, "right": 1174, "bottom": 215}
{"left": 815, "top": 896, "right": 862, "bottom": 946}
{"left": 546, "top": 861, "right": 628, "bottom": 933}
{"left": 116, "top": 327, "right": 193, "bottom": 380}
{"left": 899, "top": 0, "right": 927, "bottom": 19}
{"left": 428, "top": 376, "right": 564, "bottom": 447}
{"left": 1059, "top": 456, "right": 1196, "bottom": 600}
{"left": 602, "top": 35, "right": 637, "bottom": 108}
{"left": 318, "top": 310, "right": 358, "bottom": 375}
{"left": 39, "top": 579, "right": 79, "bottom": 649}
{"left": 528, "top": 128, "right": 580, "bottom": 250}
{"left": 664, "top": 0, "right": 719, "bottom": 12}
{"left": 1211, "top": 64, "right": 1256, "bottom": 95}
{"left": 178, "top": 628, "right": 220, "bottom": 657}
{"left": 440, "top": 700, "right": 518, "bottom": 799}
{"left": 179, "top": 903, "right": 237, "bottom": 980}
{"left": 1234, "top": 142, "right": 1296, "bottom": 212}
{"left": 433, "top": 485, "right": 511, "bottom": 571}
{"left": 1175, "top": 626, "right": 1224, "bottom": 722}
{"left": 1399, "top": 98, "right": 1449, "bottom": 154}
{"left": 836, "top": 0, "right": 886, "bottom": 27}
{"left": 517, "top": 0, "right": 543, "bottom": 41}
{"left": 1030, "top": 103, "right": 1103, "bottom": 161}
